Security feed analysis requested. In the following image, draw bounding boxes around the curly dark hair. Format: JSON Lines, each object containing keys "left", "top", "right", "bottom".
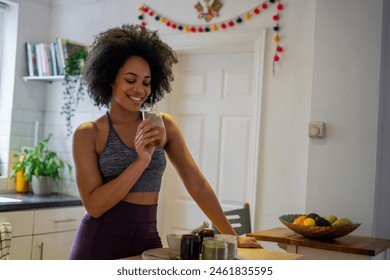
{"left": 83, "top": 24, "right": 178, "bottom": 108}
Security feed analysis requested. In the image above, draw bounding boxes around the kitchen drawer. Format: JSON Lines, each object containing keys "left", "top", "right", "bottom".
{"left": 0, "top": 210, "right": 34, "bottom": 237}
{"left": 33, "top": 206, "right": 85, "bottom": 234}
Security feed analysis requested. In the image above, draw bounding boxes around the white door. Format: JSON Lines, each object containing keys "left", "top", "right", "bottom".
{"left": 160, "top": 30, "right": 265, "bottom": 239}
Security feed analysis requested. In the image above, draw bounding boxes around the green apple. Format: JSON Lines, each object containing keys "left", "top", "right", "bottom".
{"left": 326, "top": 214, "right": 337, "bottom": 224}
{"left": 332, "top": 218, "right": 353, "bottom": 226}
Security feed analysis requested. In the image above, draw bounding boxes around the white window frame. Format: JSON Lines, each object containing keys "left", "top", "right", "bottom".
{"left": 0, "top": 2, "right": 9, "bottom": 77}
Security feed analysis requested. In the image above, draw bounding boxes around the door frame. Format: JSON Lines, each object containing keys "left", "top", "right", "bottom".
{"left": 160, "top": 28, "right": 267, "bottom": 231}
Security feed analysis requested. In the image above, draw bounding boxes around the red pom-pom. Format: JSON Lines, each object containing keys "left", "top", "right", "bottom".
{"left": 221, "top": 23, "right": 227, "bottom": 29}
{"left": 273, "top": 15, "right": 279, "bottom": 21}
{"left": 274, "top": 55, "right": 280, "bottom": 62}
{"left": 171, "top": 24, "right": 177, "bottom": 29}
{"left": 228, "top": 21, "right": 234, "bottom": 27}
{"left": 277, "top": 4, "right": 284, "bottom": 10}
{"left": 166, "top": 21, "right": 171, "bottom": 27}
{"left": 141, "top": 21, "right": 147, "bottom": 27}
{"left": 277, "top": 46, "right": 283, "bottom": 52}
{"left": 262, "top": 3, "right": 268, "bottom": 9}
{"left": 148, "top": 11, "right": 154, "bottom": 16}
{"left": 191, "top": 27, "right": 196, "bottom": 32}
{"left": 198, "top": 27, "right": 204, "bottom": 32}
{"left": 254, "top": 8, "right": 260, "bottom": 14}
{"left": 142, "top": 7, "right": 149, "bottom": 13}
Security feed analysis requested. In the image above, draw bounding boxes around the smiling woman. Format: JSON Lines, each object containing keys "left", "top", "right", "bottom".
{"left": 0, "top": 0, "right": 18, "bottom": 187}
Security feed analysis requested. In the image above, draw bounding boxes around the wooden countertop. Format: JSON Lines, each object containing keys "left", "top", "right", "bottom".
{"left": 247, "top": 227, "right": 390, "bottom": 257}
{"left": 124, "top": 247, "right": 304, "bottom": 260}
{"left": 236, "top": 247, "right": 303, "bottom": 260}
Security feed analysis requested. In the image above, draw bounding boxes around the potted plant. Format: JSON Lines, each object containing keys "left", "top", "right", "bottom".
{"left": 11, "top": 134, "right": 72, "bottom": 195}
{"left": 61, "top": 43, "right": 88, "bottom": 136}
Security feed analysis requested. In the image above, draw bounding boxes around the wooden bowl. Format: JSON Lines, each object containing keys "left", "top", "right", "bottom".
{"left": 279, "top": 214, "right": 361, "bottom": 240}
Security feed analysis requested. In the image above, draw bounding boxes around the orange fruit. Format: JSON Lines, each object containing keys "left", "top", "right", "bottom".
{"left": 293, "top": 215, "right": 307, "bottom": 225}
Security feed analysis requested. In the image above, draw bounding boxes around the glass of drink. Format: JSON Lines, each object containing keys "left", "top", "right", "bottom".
{"left": 141, "top": 110, "right": 166, "bottom": 147}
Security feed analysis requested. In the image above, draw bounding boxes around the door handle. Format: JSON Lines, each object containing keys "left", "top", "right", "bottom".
{"left": 38, "top": 242, "right": 44, "bottom": 260}
{"left": 54, "top": 218, "right": 77, "bottom": 224}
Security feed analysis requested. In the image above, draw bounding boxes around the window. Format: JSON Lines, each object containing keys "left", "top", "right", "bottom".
{"left": 0, "top": 0, "right": 17, "bottom": 184}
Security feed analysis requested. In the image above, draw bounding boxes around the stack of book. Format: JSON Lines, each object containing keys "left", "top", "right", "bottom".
{"left": 25, "top": 38, "right": 87, "bottom": 77}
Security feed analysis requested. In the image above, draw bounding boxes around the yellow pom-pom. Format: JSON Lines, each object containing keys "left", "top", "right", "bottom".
{"left": 160, "top": 17, "right": 166, "bottom": 23}
{"left": 184, "top": 26, "right": 190, "bottom": 32}
{"left": 273, "top": 35, "right": 279, "bottom": 42}
{"left": 211, "top": 24, "right": 218, "bottom": 31}
{"left": 245, "top": 13, "right": 252, "bottom": 20}
{"left": 138, "top": 7, "right": 144, "bottom": 12}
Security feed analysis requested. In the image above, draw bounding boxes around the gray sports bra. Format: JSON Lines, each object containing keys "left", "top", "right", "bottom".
{"left": 98, "top": 112, "right": 167, "bottom": 192}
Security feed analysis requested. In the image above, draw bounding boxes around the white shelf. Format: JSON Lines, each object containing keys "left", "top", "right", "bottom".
{"left": 22, "top": 75, "right": 65, "bottom": 83}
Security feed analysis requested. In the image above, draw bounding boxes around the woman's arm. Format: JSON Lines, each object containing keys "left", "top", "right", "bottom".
{"left": 163, "top": 114, "right": 261, "bottom": 248}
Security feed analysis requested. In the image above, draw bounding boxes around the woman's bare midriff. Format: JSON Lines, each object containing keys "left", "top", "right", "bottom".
{"left": 122, "top": 192, "right": 159, "bottom": 205}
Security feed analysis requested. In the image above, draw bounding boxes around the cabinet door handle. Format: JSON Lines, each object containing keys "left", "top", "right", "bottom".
{"left": 54, "top": 218, "right": 77, "bottom": 224}
{"left": 38, "top": 242, "right": 44, "bottom": 260}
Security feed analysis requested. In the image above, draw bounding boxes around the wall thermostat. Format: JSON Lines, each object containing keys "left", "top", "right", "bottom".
{"left": 308, "top": 121, "right": 326, "bottom": 138}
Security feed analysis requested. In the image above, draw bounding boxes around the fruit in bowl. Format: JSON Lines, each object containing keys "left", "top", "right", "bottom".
{"left": 280, "top": 213, "right": 361, "bottom": 239}
{"left": 166, "top": 233, "right": 182, "bottom": 253}
{"left": 293, "top": 213, "right": 353, "bottom": 227}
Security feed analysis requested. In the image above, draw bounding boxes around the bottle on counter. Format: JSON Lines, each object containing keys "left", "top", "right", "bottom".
{"left": 15, "top": 155, "right": 29, "bottom": 193}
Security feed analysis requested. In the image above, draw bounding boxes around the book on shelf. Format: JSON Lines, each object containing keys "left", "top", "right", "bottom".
{"left": 49, "top": 42, "right": 58, "bottom": 76}
{"left": 34, "top": 43, "right": 43, "bottom": 76}
{"left": 55, "top": 37, "right": 65, "bottom": 75}
{"left": 25, "top": 42, "right": 36, "bottom": 76}
{"left": 24, "top": 37, "right": 88, "bottom": 79}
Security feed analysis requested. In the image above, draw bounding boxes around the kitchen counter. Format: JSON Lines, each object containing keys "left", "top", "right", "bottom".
{"left": 0, "top": 192, "right": 82, "bottom": 212}
{"left": 247, "top": 227, "right": 390, "bottom": 260}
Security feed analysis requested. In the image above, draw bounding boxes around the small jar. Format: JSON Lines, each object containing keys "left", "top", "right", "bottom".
{"left": 202, "top": 238, "right": 228, "bottom": 260}
{"left": 214, "top": 234, "right": 238, "bottom": 260}
{"left": 180, "top": 234, "right": 201, "bottom": 260}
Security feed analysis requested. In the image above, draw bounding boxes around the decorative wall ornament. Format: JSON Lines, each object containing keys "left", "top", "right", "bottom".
{"left": 194, "top": 0, "right": 223, "bottom": 22}
{"left": 137, "top": 0, "right": 284, "bottom": 75}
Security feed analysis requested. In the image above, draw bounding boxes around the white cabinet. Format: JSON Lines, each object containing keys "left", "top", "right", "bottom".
{"left": 0, "top": 210, "right": 34, "bottom": 260}
{"left": 0, "top": 206, "right": 85, "bottom": 260}
{"left": 31, "top": 207, "right": 84, "bottom": 260}
{"left": 32, "top": 231, "right": 77, "bottom": 260}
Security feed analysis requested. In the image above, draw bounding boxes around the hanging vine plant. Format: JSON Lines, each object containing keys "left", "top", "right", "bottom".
{"left": 61, "top": 47, "right": 88, "bottom": 137}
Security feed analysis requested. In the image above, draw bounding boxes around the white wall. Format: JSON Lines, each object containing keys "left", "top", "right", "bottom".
{"left": 5, "top": 0, "right": 385, "bottom": 237}
{"left": 373, "top": 0, "right": 390, "bottom": 239}
{"left": 307, "top": 0, "right": 382, "bottom": 235}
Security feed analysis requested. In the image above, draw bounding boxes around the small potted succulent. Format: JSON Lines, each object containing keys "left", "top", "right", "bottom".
{"left": 11, "top": 134, "right": 72, "bottom": 195}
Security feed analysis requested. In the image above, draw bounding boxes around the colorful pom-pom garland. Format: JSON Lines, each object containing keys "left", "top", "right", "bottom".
{"left": 137, "top": 0, "right": 284, "bottom": 75}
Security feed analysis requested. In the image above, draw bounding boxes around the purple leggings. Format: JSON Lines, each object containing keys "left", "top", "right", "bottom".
{"left": 69, "top": 201, "right": 162, "bottom": 260}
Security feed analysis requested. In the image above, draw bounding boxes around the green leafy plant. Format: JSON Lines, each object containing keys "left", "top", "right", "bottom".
{"left": 62, "top": 47, "right": 88, "bottom": 136}
{"left": 11, "top": 134, "right": 72, "bottom": 182}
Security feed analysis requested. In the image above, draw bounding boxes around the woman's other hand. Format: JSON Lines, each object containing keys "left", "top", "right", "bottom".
{"left": 237, "top": 236, "right": 263, "bottom": 248}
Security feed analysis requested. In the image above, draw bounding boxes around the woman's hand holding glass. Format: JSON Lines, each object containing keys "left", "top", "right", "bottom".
{"left": 134, "top": 111, "right": 166, "bottom": 162}
{"left": 141, "top": 111, "right": 166, "bottom": 147}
